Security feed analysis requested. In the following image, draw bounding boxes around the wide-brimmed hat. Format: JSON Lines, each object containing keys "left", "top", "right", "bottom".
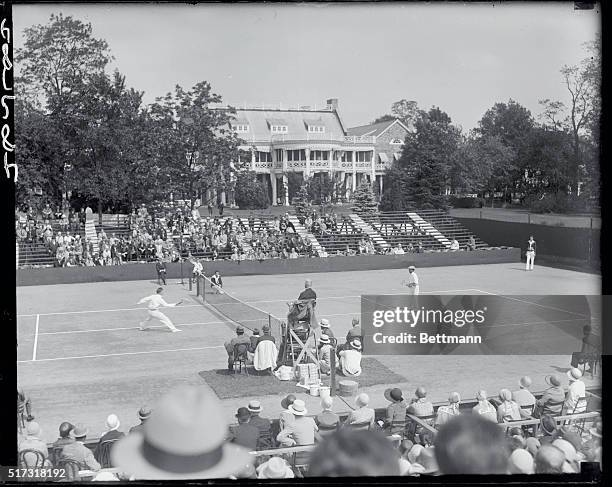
{"left": 545, "top": 375, "right": 561, "bottom": 387}
{"left": 139, "top": 406, "right": 152, "bottom": 421}
{"left": 319, "top": 335, "right": 330, "bottom": 345}
{"left": 509, "top": 449, "right": 534, "bottom": 474}
{"left": 111, "top": 386, "right": 252, "bottom": 480}
{"left": 26, "top": 422, "right": 41, "bottom": 436}
{"left": 320, "top": 319, "right": 330, "bottom": 328}
{"left": 257, "top": 457, "right": 294, "bottom": 479}
{"left": 280, "top": 394, "right": 296, "bottom": 410}
{"left": 384, "top": 388, "right": 404, "bottom": 402}
{"left": 540, "top": 415, "right": 557, "bottom": 435}
{"left": 519, "top": 376, "right": 532, "bottom": 388}
{"left": 247, "top": 401, "right": 262, "bottom": 413}
{"left": 355, "top": 393, "right": 370, "bottom": 407}
{"left": 552, "top": 439, "right": 578, "bottom": 463}
{"left": 350, "top": 338, "right": 362, "bottom": 351}
{"left": 288, "top": 399, "right": 307, "bottom": 416}
{"left": 567, "top": 368, "right": 582, "bottom": 381}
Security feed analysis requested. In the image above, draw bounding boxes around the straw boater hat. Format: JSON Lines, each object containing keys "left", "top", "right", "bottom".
{"left": 350, "top": 338, "right": 362, "bottom": 351}
{"left": 138, "top": 406, "right": 152, "bottom": 421}
{"left": 256, "top": 457, "right": 294, "bottom": 479}
{"left": 111, "top": 386, "right": 252, "bottom": 480}
{"left": 567, "top": 368, "right": 582, "bottom": 382}
{"left": 320, "top": 319, "right": 330, "bottom": 328}
{"left": 288, "top": 399, "right": 308, "bottom": 416}
{"left": 247, "top": 400, "right": 262, "bottom": 413}
{"left": 319, "top": 335, "right": 330, "bottom": 345}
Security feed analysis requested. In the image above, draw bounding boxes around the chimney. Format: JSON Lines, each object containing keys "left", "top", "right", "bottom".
{"left": 326, "top": 98, "right": 339, "bottom": 110}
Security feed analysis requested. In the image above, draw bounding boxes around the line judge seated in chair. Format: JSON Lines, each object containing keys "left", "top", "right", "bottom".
{"left": 224, "top": 326, "right": 251, "bottom": 372}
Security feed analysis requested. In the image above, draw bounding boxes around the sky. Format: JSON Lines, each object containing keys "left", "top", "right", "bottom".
{"left": 12, "top": 3, "right": 600, "bottom": 132}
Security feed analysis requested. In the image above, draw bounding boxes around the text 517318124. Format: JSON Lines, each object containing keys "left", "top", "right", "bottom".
{"left": 0, "top": 467, "right": 67, "bottom": 481}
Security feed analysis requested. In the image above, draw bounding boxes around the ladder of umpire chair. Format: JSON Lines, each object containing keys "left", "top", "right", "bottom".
{"left": 288, "top": 328, "right": 321, "bottom": 383}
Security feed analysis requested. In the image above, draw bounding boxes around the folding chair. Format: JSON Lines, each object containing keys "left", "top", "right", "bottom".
{"left": 232, "top": 343, "right": 250, "bottom": 375}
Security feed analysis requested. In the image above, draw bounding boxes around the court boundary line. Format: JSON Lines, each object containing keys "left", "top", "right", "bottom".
{"left": 17, "top": 289, "right": 483, "bottom": 319}
{"left": 474, "top": 289, "right": 591, "bottom": 318}
{"left": 32, "top": 314, "right": 40, "bottom": 361}
{"left": 18, "top": 345, "right": 224, "bottom": 364}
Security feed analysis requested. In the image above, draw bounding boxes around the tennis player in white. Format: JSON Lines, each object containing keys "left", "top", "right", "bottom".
{"left": 402, "top": 265, "right": 420, "bottom": 295}
{"left": 138, "top": 287, "right": 183, "bottom": 332}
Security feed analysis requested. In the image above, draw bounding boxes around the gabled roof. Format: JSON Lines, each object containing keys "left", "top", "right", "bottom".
{"left": 224, "top": 108, "right": 346, "bottom": 143}
{"left": 347, "top": 118, "right": 412, "bottom": 138}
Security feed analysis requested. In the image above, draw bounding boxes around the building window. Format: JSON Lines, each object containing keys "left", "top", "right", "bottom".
{"left": 390, "top": 138, "right": 404, "bottom": 145}
{"left": 287, "top": 149, "right": 306, "bottom": 162}
{"left": 308, "top": 125, "right": 325, "bottom": 133}
{"left": 309, "top": 150, "right": 330, "bottom": 161}
{"left": 341, "top": 152, "right": 353, "bottom": 162}
{"left": 233, "top": 124, "right": 249, "bottom": 133}
{"left": 275, "top": 149, "right": 284, "bottom": 161}
{"left": 356, "top": 151, "right": 372, "bottom": 162}
{"left": 255, "top": 151, "right": 272, "bottom": 163}
{"left": 271, "top": 125, "right": 288, "bottom": 133}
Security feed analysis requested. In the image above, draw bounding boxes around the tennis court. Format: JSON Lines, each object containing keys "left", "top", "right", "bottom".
{"left": 17, "top": 262, "right": 601, "bottom": 443}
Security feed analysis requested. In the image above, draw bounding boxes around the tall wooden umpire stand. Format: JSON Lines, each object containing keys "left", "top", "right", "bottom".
{"left": 280, "top": 299, "right": 322, "bottom": 383}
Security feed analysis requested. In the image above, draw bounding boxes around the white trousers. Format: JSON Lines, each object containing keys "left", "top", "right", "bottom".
{"left": 526, "top": 251, "right": 535, "bottom": 270}
{"left": 407, "top": 286, "right": 420, "bottom": 295}
{"left": 141, "top": 309, "right": 177, "bottom": 331}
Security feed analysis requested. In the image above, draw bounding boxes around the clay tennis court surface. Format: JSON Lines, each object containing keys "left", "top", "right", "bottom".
{"left": 17, "top": 262, "right": 601, "bottom": 443}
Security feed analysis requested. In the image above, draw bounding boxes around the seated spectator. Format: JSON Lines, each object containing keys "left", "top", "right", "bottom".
{"left": 249, "top": 329, "right": 261, "bottom": 353}
{"left": 94, "top": 414, "right": 125, "bottom": 467}
{"left": 338, "top": 338, "right": 362, "bottom": 377}
{"left": 435, "top": 414, "right": 510, "bottom": 474}
{"left": 112, "top": 385, "right": 253, "bottom": 480}
{"left": 276, "top": 400, "right": 320, "bottom": 447}
{"left": 539, "top": 415, "right": 558, "bottom": 444}
{"left": 552, "top": 439, "right": 580, "bottom": 473}
{"left": 563, "top": 368, "right": 586, "bottom": 414}
{"left": 279, "top": 395, "right": 297, "bottom": 430}
{"left": 472, "top": 390, "right": 497, "bottom": 422}
{"left": 394, "top": 243, "right": 405, "bottom": 255}
{"left": 224, "top": 326, "right": 251, "bottom": 372}
{"left": 534, "top": 444, "right": 565, "bottom": 474}
{"left": 255, "top": 325, "right": 276, "bottom": 346}
{"left": 228, "top": 408, "right": 259, "bottom": 450}
{"left": 344, "top": 393, "right": 375, "bottom": 428}
{"left": 316, "top": 396, "right": 340, "bottom": 433}
{"left": 508, "top": 449, "right": 535, "bottom": 474}
{"left": 320, "top": 319, "right": 335, "bottom": 341}
{"left": 52, "top": 422, "right": 75, "bottom": 450}
{"left": 467, "top": 235, "right": 476, "bottom": 251}
{"left": 435, "top": 392, "right": 461, "bottom": 428}
{"left": 256, "top": 456, "right": 295, "bottom": 479}
{"left": 512, "top": 376, "right": 536, "bottom": 416}
{"left": 383, "top": 388, "right": 407, "bottom": 434}
{"left": 408, "top": 386, "right": 434, "bottom": 418}
{"left": 246, "top": 400, "right": 273, "bottom": 447}
{"left": 289, "top": 248, "right": 298, "bottom": 259}
{"left": 345, "top": 317, "right": 362, "bottom": 342}
{"left": 318, "top": 334, "right": 334, "bottom": 375}
{"left": 307, "top": 429, "right": 400, "bottom": 477}
{"left": 525, "top": 437, "right": 541, "bottom": 457}
{"left": 129, "top": 406, "right": 152, "bottom": 434}
{"left": 534, "top": 375, "right": 565, "bottom": 418}
{"left": 59, "top": 423, "right": 101, "bottom": 471}
{"left": 18, "top": 422, "right": 50, "bottom": 464}
{"left": 318, "top": 247, "right": 328, "bottom": 258}
{"left": 496, "top": 389, "right": 522, "bottom": 423}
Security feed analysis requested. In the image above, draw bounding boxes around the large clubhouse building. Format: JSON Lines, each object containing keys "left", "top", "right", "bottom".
{"left": 224, "top": 99, "right": 411, "bottom": 206}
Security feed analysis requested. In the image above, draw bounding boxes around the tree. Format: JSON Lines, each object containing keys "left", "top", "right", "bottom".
{"left": 306, "top": 173, "right": 336, "bottom": 204}
{"left": 380, "top": 107, "right": 461, "bottom": 210}
{"left": 371, "top": 99, "right": 420, "bottom": 129}
{"left": 351, "top": 183, "right": 378, "bottom": 214}
{"left": 371, "top": 114, "right": 397, "bottom": 124}
{"left": 234, "top": 171, "right": 269, "bottom": 209}
{"left": 293, "top": 184, "right": 311, "bottom": 218}
{"left": 149, "top": 82, "right": 243, "bottom": 209}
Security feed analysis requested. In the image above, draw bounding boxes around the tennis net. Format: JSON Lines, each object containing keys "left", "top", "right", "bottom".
{"left": 197, "top": 275, "right": 284, "bottom": 342}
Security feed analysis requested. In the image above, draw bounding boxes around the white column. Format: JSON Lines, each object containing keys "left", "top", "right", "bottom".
{"left": 305, "top": 149, "right": 311, "bottom": 179}
{"left": 352, "top": 151, "right": 357, "bottom": 191}
{"left": 251, "top": 150, "right": 256, "bottom": 170}
{"left": 379, "top": 175, "right": 383, "bottom": 197}
{"left": 282, "top": 174, "right": 289, "bottom": 206}
{"left": 270, "top": 173, "right": 278, "bottom": 206}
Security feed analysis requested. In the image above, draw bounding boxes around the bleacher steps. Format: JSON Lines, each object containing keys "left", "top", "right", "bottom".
{"left": 287, "top": 216, "right": 322, "bottom": 252}
{"left": 406, "top": 212, "right": 451, "bottom": 248}
{"left": 84, "top": 219, "right": 99, "bottom": 254}
{"left": 348, "top": 214, "right": 390, "bottom": 250}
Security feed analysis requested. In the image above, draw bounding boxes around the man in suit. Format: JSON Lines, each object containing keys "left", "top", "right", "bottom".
{"left": 227, "top": 408, "right": 259, "bottom": 450}
{"left": 224, "top": 327, "right": 251, "bottom": 371}
{"left": 59, "top": 424, "right": 101, "bottom": 471}
{"left": 129, "top": 406, "right": 152, "bottom": 435}
{"left": 94, "top": 414, "right": 125, "bottom": 467}
{"left": 155, "top": 258, "right": 167, "bottom": 285}
{"left": 247, "top": 401, "right": 273, "bottom": 448}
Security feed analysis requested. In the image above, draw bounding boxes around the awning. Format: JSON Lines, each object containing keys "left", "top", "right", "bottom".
{"left": 378, "top": 152, "right": 389, "bottom": 163}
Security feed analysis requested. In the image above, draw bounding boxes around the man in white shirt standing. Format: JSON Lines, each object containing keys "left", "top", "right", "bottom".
{"left": 137, "top": 287, "right": 183, "bottom": 332}
{"left": 526, "top": 235, "right": 536, "bottom": 271}
{"left": 563, "top": 368, "right": 586, "bottom": 414}
{"left": 403, "top": 266, "right": 420, "bottom": 295}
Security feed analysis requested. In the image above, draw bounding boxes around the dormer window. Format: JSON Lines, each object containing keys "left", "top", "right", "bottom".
{"left": 271, "top": 125, "right": 288, "bottom": 133}
{"left": 390, "top": 138, "right": 404, "bottom": 145}
{"left": 308, "top": 125, "right": 325, "bottom": 133}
